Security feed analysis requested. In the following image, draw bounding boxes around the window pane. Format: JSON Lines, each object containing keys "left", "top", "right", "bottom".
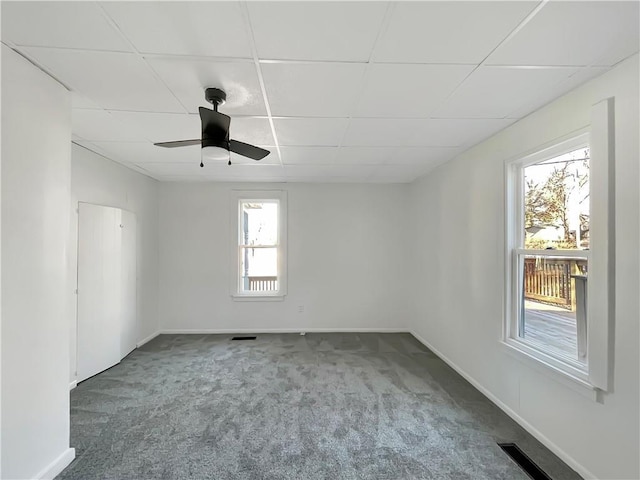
{"left": 241, "top": 201, "right": 278, "bottom": 245}
{"left": 520, "top": 254, "right": 588, "bottom": 363}
{"left": 523, "top": 147, "right": 589, "bottom": 250}
{"left": 240, "top": 247, "right": 278, "bottom": 293}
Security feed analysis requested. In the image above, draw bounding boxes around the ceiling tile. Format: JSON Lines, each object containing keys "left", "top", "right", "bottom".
{"left": 433, "top": 66, "right": 578, "bottom": 119}
{"left": 279, "top": 147, "right": 338, "bottom": 165}
{"left": 370, "top": 164, "right": 438, "bottom": 182}
{"left": 506, "top": 66, "right": 610, "bottom": 119}
{"left": 109, "top": 112, "right": 200, "bottom": 144}
{"left": 356, "top": 64, "right": 474, "bottom": 118}
{"left": 343, "top": 119, "right": 447, "bottom": 146}
{"left": 248, "top": 2, "right": 387, "bottom": 62}
{"left": 343, "top": 118, "right": 515, "bottom": 147}
{"left": 327, "top": 146, "right": 461, "bottom": 167}
{"left": 486, "top": 1, "right": 640, "bottom": 67}
{"left": 374, "top": 1, "right": 537, "bottom": 64}
{"left": 158, "top": 176, "right": 287, "bottom": 183}
{"left": 140, "top": 162, "right": 284, "bottom": 179}
{"left": 73, "top": 110, "right": 145, "bottom": 142}
{"left": 229, "top": 118, "right": 275, "bottom": 146}
{"left": 23, "top": 48, "right": 184, "bottom": 113}
{"left": 261, "top": 63, "right": 367, "bottom": 117}
{"left": 146, "top": 57, "right": 265, "bottom": 115}
{"left": 101, "top": 2, "right": 252, "bottom": 58}
{"left": 71, "top": 92, "right": 102, "bottom": 110}
{"left": 332, "top": 147, "right": 398, "bottom": 165}
{"left": 284, "top": 165, "right": 374, "bottom": 180}
{"left": 273, "top": 118, "right": 349, "bottom": 146}
{"left": 337, "top": 146, "right": 461, "bottom": 166}
{"left": 1, "top": 1, "right": 131, "bottom": 52}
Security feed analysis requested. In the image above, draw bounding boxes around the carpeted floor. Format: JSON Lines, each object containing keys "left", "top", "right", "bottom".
{"left": 57, "top": 333, "right": 582, "bottom": 480}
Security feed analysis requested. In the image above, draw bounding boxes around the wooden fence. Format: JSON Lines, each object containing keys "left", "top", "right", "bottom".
{"left": 248, "top": 276, "right": 278, "bottom": 291}
{"left": 523, "top": 257, "right": 587, "bottom": 310}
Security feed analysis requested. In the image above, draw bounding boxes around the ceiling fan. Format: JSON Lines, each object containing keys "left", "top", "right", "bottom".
{"left": 154, "top": 87, "right": 270, "bottom": 167}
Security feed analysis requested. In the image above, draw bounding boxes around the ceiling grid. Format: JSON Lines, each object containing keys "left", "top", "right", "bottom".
{"left": 1, "top": 0, "right": 637, "bottom": 182}
{"left": 241, "top": 1, "right": 284, "bottom": 169}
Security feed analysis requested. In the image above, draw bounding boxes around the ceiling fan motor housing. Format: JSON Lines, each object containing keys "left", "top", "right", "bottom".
{"left": 205, "top": 87, "right": 226, "bottom": 108}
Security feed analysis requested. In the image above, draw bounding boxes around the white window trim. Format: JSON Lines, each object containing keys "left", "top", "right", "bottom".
{"left": 503, "top": 98, "right": 614, "bottom": 394}
{"left": 229, "top": 190, "right": 287, "bottom": 301}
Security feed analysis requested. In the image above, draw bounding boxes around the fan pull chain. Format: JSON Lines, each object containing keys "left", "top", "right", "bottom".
{"left": 200, "top": 161, "right": 204, "bottom": 168}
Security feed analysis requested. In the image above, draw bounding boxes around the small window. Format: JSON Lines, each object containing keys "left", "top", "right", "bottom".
{"left": 230, "top": 191, "right": 287, "bottom": 299}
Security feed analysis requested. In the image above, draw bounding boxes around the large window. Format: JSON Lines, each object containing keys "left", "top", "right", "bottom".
{"left": 230, "top": 191, "right": 287, "bottom": 299}
{"left": 508, "top": 137, "right": 590, "bottom": 376}
{"left": 505, "top": 102, "right": 614, "bottom": 393}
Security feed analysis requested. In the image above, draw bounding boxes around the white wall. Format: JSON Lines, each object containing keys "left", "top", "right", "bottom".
{"left": 69, "top": 145, "right": 159, "bottom": 381}
{"left": 1, "top": 19, "right": 4, "bottom": 479}
{"left": 409, "top": 54, "right": 639, "bottom": 479}
{"left": 159, "top": 182, "right": 410, "bottom": 332}
{"left": 1, "top": 46, "right": 74, "bottom": 479}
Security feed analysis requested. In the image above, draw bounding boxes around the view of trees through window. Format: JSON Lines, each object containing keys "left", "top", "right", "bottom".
{"left": 524, "top": 147, "right": 590, "bottom": 250}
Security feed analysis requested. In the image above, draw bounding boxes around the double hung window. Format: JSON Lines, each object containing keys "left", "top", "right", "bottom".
{"left": 505, "top": 98, "right": 614, "bottom": 392}
{"left": 508, "top": 136, "right": 591, "bottom": 376}
{"left": 231, "top": 191, "right": 287, "bottom": 299}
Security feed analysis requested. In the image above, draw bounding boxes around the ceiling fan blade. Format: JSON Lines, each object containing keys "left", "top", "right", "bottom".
{"left": 199, "top": 106, "right": 230, "bottom": 140}
{"left": 154, "top": 139, "right": 201, "bottom": 148}
{"left": 229, "top": 140, "right": 270, "bottom": 161}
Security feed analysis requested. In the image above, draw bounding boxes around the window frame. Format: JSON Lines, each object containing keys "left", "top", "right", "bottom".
{"left": 505, "top": 132, "right": 592, "bottom": 382}
{"left": 504, "top": 97, "right": 614, "bottom": 394}
{"left": 229, "top": 190, "right": 287, "bottom": 301}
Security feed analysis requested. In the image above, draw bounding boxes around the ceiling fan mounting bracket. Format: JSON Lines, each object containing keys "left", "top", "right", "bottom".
{"left": 205, "top": 87, "right": 226, "bottom": 109}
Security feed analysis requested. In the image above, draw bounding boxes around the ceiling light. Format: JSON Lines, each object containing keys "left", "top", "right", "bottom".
{"left": 202, "top": 146, "right": 229, "bottom": 161}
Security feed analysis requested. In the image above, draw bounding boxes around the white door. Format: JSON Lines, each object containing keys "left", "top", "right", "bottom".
{"left": 77, "top": 203, "right": 122, "bottom": 382}
{"left": 120, "top": 209, "right": 137, "bottom": 358}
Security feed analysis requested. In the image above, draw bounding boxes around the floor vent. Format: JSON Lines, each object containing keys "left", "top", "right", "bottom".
{"left": 231, "top": 336, "right": 257, "bottom": 341}
{"left": 498, "top": 443, "right": 552, "bottom": 480}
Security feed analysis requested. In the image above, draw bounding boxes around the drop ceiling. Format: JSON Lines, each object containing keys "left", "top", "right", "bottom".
{"left": 2, "top": 1, "right": 638, "bottom": 183}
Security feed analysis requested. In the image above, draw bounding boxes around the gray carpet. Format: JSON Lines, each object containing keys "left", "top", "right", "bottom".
{"left": 57, "top": 333, "right": 582, "bottom": 480}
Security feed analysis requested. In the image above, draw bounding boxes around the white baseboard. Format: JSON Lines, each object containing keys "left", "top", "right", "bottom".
{"left": 160, "top": 328, "right": 410, "bottom": 335}
{"left": 136, "top": 331, "right": 160, "bottom": 347}
{"left": 409, "top": 330, "right": 595, "bottom": 480}
{"left": 34, "top": 447, "right": 75, "bottom": 480}
{"left": 69, "top": 380, "right": 77, "bottom": 390}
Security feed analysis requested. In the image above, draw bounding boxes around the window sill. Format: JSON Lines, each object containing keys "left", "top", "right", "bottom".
{"left": 231, "top": 294, "right": 285, "bottom": 302}
{"left": 500, "top": 339, "right": 598, "bottom": 401}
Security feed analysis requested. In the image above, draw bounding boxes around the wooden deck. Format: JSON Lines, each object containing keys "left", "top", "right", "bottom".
{"left": 523, "top": 301, "right": 581, "bottom": 361}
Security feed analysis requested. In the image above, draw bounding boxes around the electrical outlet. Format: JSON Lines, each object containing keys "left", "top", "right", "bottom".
{"left": 298, "top": 305, "right": 304, "bottom": 313}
